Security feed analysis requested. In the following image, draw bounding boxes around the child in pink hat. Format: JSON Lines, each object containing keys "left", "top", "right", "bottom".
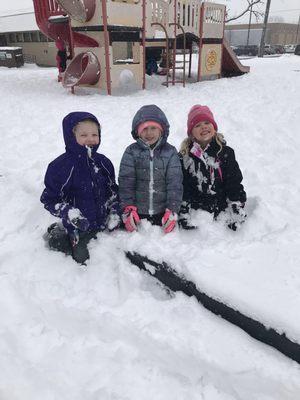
{"left": 178, "top": 104, "right": 247, "bottom": 231}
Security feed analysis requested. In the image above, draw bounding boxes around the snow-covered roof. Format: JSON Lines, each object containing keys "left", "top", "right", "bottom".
{"left": 0, "top": 12, "right": 38, "bottom": 33}
{"left": 0, "top": 46, "right": 22, "bottom": 50}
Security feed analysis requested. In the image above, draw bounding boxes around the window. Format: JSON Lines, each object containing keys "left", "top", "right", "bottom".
{"left": 39, "top": 32, "right": 48, "bottom": 42}
{"left": 0, "top": 35, "right": 6, "bottom": 46}
{"left": 23, "top": 32, "right": 31, "bottom": 42}
{"left": 112, "top": 41, "right": 140, "bottom": 64}
{"left": 16, "top": 33, "right": 24, "bottom": 42}
{"left": 8, "top": 33, "right": 16, "bottom": 43}
{"left": 31, "top": 32, "right": 39, "bottom": 42}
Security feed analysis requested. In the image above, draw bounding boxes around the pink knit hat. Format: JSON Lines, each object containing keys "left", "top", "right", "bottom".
{"left": 187, "top": 105, "right": 218, "bottom": 135}
{"left": 137, "top": 120, "right": 163, "bottom": 136}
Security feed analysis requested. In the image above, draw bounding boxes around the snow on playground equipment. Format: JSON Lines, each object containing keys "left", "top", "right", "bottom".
{"left": 62, "top": 51, "right": 101, "bottom": 88}
{"left": 32, "top": 0, "right": 249, "bottom": 94}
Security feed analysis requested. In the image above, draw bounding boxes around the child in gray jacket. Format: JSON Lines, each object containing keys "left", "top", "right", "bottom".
{"left": 119, "top": 105, "right": 183, "bottom": 233}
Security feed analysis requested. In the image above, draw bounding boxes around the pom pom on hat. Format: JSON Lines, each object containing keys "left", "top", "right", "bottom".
{"left": 187, "top": 105, "right": 218, "bottom": 135}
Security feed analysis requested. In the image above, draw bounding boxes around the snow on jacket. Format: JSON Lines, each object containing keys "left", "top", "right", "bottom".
{"left": 179, "top": 137, "right": 246, "bottom": 216}
{"left": 41, "top": 112, "right": 119, "bottom": 234}
{"left": 118, "top": 105, "right": 183, "bottom": 215}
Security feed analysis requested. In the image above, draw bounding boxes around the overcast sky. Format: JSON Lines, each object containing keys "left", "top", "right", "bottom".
{"left": 0, "top": 0, "right": 299, "bottom": 23}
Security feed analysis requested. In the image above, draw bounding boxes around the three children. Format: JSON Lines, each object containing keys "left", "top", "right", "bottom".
{"left": 41, "top": 105, "right": 246, "bottom": 263}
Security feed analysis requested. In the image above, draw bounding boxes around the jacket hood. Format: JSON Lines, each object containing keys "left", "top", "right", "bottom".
{"left": 131, "top": 105, "right": 170, "bottom": 141}
{"left": 62, "top": 112, "right": 101, "bottom": 156}
{"left": 55, "top": 39, "right": 66, "bottom": 51}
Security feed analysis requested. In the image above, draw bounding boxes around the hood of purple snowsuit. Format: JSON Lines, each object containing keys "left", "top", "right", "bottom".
{"left": 62, "top": 111, "right": 101, "bottom": 157}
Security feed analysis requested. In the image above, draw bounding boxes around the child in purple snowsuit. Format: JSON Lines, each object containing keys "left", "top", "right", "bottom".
{"left": 41, "top": 112, "right": 120, "bottom": 264}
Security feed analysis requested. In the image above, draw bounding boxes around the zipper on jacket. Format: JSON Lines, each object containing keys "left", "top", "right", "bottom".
{"left": 149, "top": 149, "right": 154, "bottom": 216}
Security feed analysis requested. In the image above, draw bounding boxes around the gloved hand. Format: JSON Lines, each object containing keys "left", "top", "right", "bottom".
{"left": 161, "top": 209, "right": 178, "bottom": 233}
{"left": 178, "top": 201, "right": 198, "bottom": 230}
{"left": 122, "top": 206, "right": 140, "bottom": 232}
{"left": 178, "top": 217, "right": 198, "bottom": 230}
{"left": 227, "top": 201, "right": 247, "bottom": 231}
{"left": 107, "top": 212, "right": 121, "bottom": 232}
{"left": 70, "top": 217, "right": 90, "bottom": 231}
{"left": 68, "top": 208, "right": 90, "bottom": 232}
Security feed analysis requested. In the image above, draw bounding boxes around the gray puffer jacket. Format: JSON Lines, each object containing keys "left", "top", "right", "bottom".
{"left": 119, "top": 105, "right": 183, "bottom": 215}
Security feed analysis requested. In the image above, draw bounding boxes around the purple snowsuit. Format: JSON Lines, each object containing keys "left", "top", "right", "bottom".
{"left": 41, "top": 112, "right": 119, "bottom": 234}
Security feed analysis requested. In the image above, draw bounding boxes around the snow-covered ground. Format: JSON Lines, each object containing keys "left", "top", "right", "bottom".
{"left": 1, "top": 54, "right": 300, "bottom": 399}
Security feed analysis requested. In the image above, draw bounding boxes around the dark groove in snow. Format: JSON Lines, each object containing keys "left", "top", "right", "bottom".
{"left": 126, "top": 251, "right": 300, "bottom": 365}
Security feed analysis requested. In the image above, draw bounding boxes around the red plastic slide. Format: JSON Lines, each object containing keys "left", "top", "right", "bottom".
{"left": 222, "top": 39, "right": 250, "bottom": 77}
{"left": 32, "top": 0, "right": 99, "bottom": 47}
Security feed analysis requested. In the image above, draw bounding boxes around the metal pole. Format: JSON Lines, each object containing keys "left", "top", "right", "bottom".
{"left": 296, "top": 13, "right": 300, "bottom": 44}
{"left": 197, "top": 3, "right": 204, "bottom": 82}
{"left": 142, "top": 0, "right": 146, "bottom": 89}
{"left": 172, "top": 0, "right": 177, "bottom": 85}
{"left": 246, "top": 4, "right": 253, "bottom": 46}
{"left": 258, "top": 0, "right": 272, "bottom": 57}
{"left": 188, "top": 46, "right": 192, "bottom": 78}
{"left": 101, "top": 0, "right": 112, "bottom": 95}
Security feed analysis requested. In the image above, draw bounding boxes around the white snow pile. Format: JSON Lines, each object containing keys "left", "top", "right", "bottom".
{"left": 1, "top": 54, "right": 300, "bottom": 400}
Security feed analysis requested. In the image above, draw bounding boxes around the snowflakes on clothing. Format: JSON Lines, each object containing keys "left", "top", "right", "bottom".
{"left": 184, "top": 141, "right": 223, "bottom": 195}
{"left": 179, "top": 137, "right": 246, "bottom": 218}
{"left": 40, "top": 112, "right": 120, "bottom": 235}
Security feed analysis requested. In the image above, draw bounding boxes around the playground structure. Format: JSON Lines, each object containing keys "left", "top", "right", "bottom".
{"left": 32, "top": 0, "right": 250, "bottom": 94}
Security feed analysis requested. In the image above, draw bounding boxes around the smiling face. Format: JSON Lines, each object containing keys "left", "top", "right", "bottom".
{"left": 73, "top": 120, "right": 100, "bottom": 147}
{"left": 138, "top": 125, "right": 161, "bottom": 146}
{"left": 191, "top": 121, "right": 216, "bottom": 147}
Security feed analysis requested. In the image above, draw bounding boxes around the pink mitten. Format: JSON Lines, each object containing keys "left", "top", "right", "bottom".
{"left": 162, "top": 209, "right": 177, "bottom": 234}
{"left": 123, "top": 206, "right": 140, "bottom": 232}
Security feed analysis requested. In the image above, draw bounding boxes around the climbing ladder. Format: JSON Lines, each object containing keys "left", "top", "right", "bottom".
{"left": 151, "top": 22, "right": 189, "bottom": 87}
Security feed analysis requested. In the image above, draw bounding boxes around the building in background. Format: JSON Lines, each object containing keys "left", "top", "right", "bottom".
{"left": 0, "top": 12, "right": 56, "bottom": 66}
{"left": 225, "top": 23, "right": 299, "bottom": 46}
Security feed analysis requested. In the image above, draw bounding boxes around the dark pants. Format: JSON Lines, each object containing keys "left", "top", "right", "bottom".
{"left": 45, "top": 223, "right": 98, "bottom": 264}
{"left": 57, "top": 50, "right": 67, "bottom": 72}
{"left": 139, "top": 213, "right": 164, "bottom": 226}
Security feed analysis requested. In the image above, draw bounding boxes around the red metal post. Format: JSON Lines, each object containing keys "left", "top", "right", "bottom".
{"left": 188, "top": 46, "right": 192, "bottom": 78}
{"left": 172, "top": 0, "right": 177, "bottom": 85}
{"left": 101, "top": 0, "right": 112, "bottom": 95}
{"left": 67, "top": 16, "right": 74, "bottom": 59}
{"left": 142, "top": 0, "right": 146, "bottom": 89}
{"left": 220, "top": 5, "right": 226, "bottom": 78}
{"left": 197, "top": 3, "right": 204, "bottom": 82}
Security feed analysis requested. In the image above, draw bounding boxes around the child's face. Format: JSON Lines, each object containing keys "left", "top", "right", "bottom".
{"left": 138, "top": 125, "right": 161, "bottom": 145}
{"left": 74, "top": 121, "right": 100, "bottom": 147}
{"left": 191, "top": 121, "right": 215, "bottom": 147}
